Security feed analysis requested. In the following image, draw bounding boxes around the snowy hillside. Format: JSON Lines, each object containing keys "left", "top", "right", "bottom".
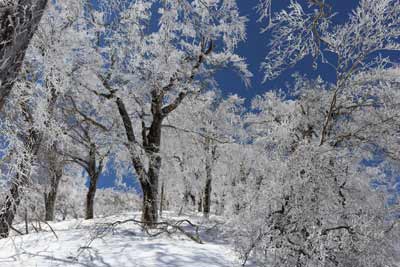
{"left": 0, "top": 212, "right": 239, "bottom": 267}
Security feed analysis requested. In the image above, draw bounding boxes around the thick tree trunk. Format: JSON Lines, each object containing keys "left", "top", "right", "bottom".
{"left": 44, "top": 190, "right": 56, "bottom": 221}
{"left": 140, "top": 144, "right": 161, "bottom": 225}
{"left": 44, "top": 163, "right": 63, "bottom": 221}
{"left": 0, "top": 0, "right": 48, "bottom": 110}
{"left": 140, "top": 91, "right": 164, "bottom": 226}
{"left": 141, "top": 178, "right": 158, "bottom": 224}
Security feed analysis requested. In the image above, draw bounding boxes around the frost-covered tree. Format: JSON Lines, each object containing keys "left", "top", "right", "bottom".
{"left": 82, "top": 0, "right": 250, "bottom": 226}
{"left": 0, "top": 0, "right": 88, "bottom": 235}
{"left": 0, "top": 81, "right": 43, "bottom": 237}
{"left": 230, "top": 83, "right": 399, "bottom": 266}
{"left": 62, "top": 96, "right": 115, "bottom": 220}
{"left": 158, "top": 92, "right": 246, "bottom": 217}
{"left": 230, "top": 0, "right": 400, "bottom": 266}
{"left": 0, "top": 0, "right": 48, "bottom": 110}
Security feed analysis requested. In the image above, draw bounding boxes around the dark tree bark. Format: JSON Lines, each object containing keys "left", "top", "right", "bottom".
{"left": 43, "top": 140, "right": 64, "bottom": 222}
{"left": 0, "top": 0, "right": 48, "bottom": 110}
{"left": 197, "top": 196, "right": 202, "bottom": 213}
{"left": 159, "top": 181, "right": 165, "bottom": 217}
{"left": 203, "top": 178, "right": 212, "bottom": 217}
{"left": 68, "top": 142, "right": 105, "bottom": 220}
{"left": 85, "top": 143, "right": 103, "bottom": 220}
{"left": 189, "top": 193, "right": 196, "bottom": 207}
{"left": 24, "top": 207, "right": 28, "bottom": 234}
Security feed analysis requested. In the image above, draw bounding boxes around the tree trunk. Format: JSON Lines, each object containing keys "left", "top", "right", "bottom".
{"left": 197, "top": 195, "right": 203, "bottom": 212}
{"left": 24, "top": 208, "right": 28, "bottom": 234}
{"left": 190, "top": 193, "right": 196, "bottom": 207}
{"left": 140, "top": 155, "right": 160, "bottom": 225}
{"left": 85, "top": 143, "right": 102, "bottom": 220}
{"left": 0, "top": 0, "right": 48, "bottom": 110}
{"left": 203, "top": 139, "right": 216, "bottom": 218}
{"left": 115, "top": 94, "right": 162, "bottom": 227}
{"left": 44, "top": 190, "right": 56, "bottom": 221}
{"left": 140, "top": 90, "right": 164, "bottom": 226}
{"left": 159, "top": 181, "right": 165, "bottom": 218}
{"left": 203, "top": 178, "right": 212, "bottom": 218}
{"left": 85, "top": 176, "right": 98, "bottom": 220}
{"left": 44, "top": 163, "right": 63, "bottom": 221}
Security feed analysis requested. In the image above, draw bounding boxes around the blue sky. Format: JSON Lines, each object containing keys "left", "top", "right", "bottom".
{"left": 98, "top": 0, "right": 364, "bottom": 189}
{"left": 217, "top": 0, "right": 360, "bottom": 101}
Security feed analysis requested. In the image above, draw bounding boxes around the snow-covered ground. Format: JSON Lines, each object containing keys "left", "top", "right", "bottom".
{"left": 0, "top": 212, "right": 240, "bottom": 267}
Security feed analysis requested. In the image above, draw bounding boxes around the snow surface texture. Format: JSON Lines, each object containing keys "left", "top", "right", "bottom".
{"left": 0, "top": 212, "right": 239, "bottom": 267}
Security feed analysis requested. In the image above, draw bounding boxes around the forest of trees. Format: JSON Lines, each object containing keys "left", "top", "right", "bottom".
{"left": 0, "top": 0, "right": 399, "bottom": 266}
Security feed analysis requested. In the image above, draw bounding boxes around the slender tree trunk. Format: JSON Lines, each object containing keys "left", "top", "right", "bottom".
{"left": 203, "top": 178, "right": 212, "bottom": 218}
{"left": 0, "top": 0, "right": 48, "bottom": 110}
{"left": 159, "top": 181, "right": 165, "bottom": 217}
{"left": 24, "top": 208, "right": 28, "bottom": 234}
{"left": 85, "top": 175, "right": 99, "bottom": 220}
{"left": 182, "top": 190, "right": 190, "bottom": 212}
{"left": 190, "top": 193, "right": 196, "bottom": 207}
{"left": 203, "top": 139, "right": 216, "bottom": 218}
{"left": 85, "top": 143, "right": 102, "bottom": 220}
{"left": 197, "top": 195, "right": 203, "bottom": 212}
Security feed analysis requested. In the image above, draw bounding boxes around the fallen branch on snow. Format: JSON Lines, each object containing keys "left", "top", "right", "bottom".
{"left": 78, "top": 217, "right": 203, "bottom": 257}
{"left": 110, "top": 218, "right": 203, "bottom": 244}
